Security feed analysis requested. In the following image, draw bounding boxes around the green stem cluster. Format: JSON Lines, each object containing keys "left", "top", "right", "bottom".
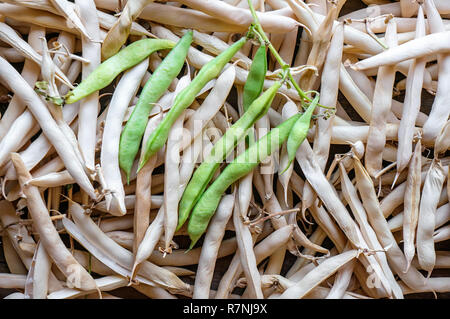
{"left": 247, "top": 0, "right": 332, "bottom": 109}
{"left": 247, "top": 3, "right": 288, "bottom": 70}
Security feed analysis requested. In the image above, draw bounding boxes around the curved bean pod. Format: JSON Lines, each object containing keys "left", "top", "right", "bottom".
{"left": 177, "top": 82, "right": 281, "bottom": 230}
{"left": 422, "top": 0, "right": 450, "bottom": 144}
{"left": 417, "top": 159, "right": 446, "bottom": 277}
{"left": 187, "top": 112, "right": 302, "bottom": 247}
{"left": 65, "top": 38, "right": 175, "bottom": 104}
{"left": 138, "top": 36, "right": 248, "bottom": 169}
{"left": 119, "top": 31, "right": 193, "bottom": 180}
{"left": 279, "top": 250, "right": 359, "bottom": 299}
{"left": 0, "top": 56, "right": 96, "bottom": 199}
{"left": 101, "top": 0, "right": 156, "bottom": 60}
{"left": 11, "top": 153, "right": 98, "bottom": 291}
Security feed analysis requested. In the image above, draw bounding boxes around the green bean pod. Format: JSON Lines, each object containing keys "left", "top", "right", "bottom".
{"left": 64, "top": 38, "right": 176, "bottom": 104}
{"left": 119, "top": 31, "right": 193, "bottom": 181}
{"left": 177, "top": 81, "right": 281, "bottom": 230}
{"left": 285, "top": 94, "right": 320, "bottom": 171}
{"left": 138, "top": 37, "right": 248, "bottom": 170}
{"left": 187, "top": 112, "right": 302, "bottom": 248}
{"left": 242, "top": 44, "right": 267, "bottom": 111}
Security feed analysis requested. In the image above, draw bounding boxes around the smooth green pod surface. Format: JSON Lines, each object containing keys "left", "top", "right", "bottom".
{"left": 119, "top": 31, "right": 193, "bottom": 181}
{"left": 138, "top": 37, "right": 248, "bottom": 170}
{"left": 187, "top": 112, "right": 302, "bottom": 248}
{"left": 65, "top": 38, "right": 175, "bottom": 104}
{"left": 177, "top": 82, "right": 281, "bottom": 230}
{"left": 285, "top": 94, "right": 320, "bottom": 171}
{"left": 242, "top": 44, "right": 267, "bottom": 111}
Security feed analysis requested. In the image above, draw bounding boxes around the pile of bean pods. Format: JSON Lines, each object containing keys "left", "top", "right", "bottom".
{"left": 0, "top": 0, "right": 448, "bottom": 299}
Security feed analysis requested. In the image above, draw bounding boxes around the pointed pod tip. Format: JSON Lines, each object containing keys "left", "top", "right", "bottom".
{"left": 187, "top": 235, "right": 200, "bottom": 251}
{"left": 391, "top": 171, "right": 401, "bottom": 190}
{"left": 129, "top": 263, "right": 139, "bottom": 284}
{"left": 137, "top": 161, "right": 145, "bottom": 173}
{"left": 175, "top": 220, "right": 185, "bottom": 232}
{"left": 279, "top": 161, "right": 293, "bottom": 176}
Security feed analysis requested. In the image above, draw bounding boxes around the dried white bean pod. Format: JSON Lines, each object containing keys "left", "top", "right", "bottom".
{"left": 278, "top": 250, "right": 359, "bottom": 299}
{"left": 94, "top": 195, "right": 163, "bottom": 213}
{"left": 352, "top": 156, "right": 446, "bottom": 292}
{"left": 101, "top": 58, "right": 149, "bottom": 216}
{"left": 68, "top": 201, "right": 192, "bottom": 295}
{"left": 0, "top": 21, "right": 73, "bottom": 86}
{"left": 193, "top": 194, "right": 235, "bottom": 299}
{"left": 0, "top": 26, "right": 42, "bottom": 140}
{"left": 233, "top": 196, "right": 264, "bottom": 299}
{"left": 163, "top": 110, "right": 185, "bottom": 253}
{"left": 24, "top": 241, "right": 52, "bottom": 299}
{"left": 403, "top": 139, "right": 422, "bottom": 272}
{"left": 0, "top": 57, "right": 96, "bottom": 198}
{"left": 366, "top": 19, "right": 398, "bottom": 177}
{"left": 417, "top": 159, "right": 446, "bottom": 277}
{"left": 75, "top": 0, "right": 101, "bottom": 172}
{"left": 433, "top": 225, "right": 450, "bottom": 243}
{"left": 11, "top": 153, "right": 98, "bottom": 291}
{"left": 47, "top": 276, "right": 127, "bottom": 299}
